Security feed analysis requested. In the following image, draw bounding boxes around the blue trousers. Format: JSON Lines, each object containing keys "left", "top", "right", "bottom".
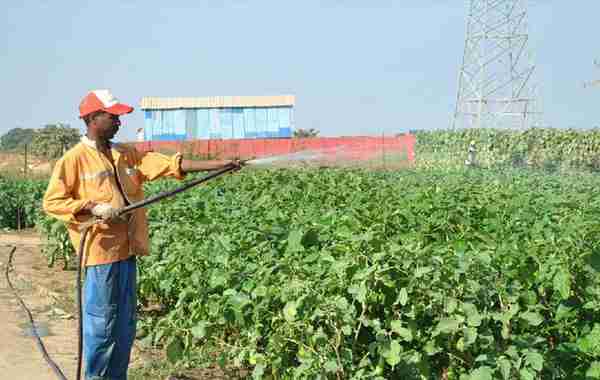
{"left": 83, "top": 256, "right": 137, "bottom": 380}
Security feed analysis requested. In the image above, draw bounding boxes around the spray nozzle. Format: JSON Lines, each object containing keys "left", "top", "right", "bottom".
{"left": 228, "top": 158, "right": 252, "bottom": 171}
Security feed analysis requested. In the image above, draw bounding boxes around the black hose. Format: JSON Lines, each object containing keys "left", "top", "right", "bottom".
{"left": 4, "top": 246, "right": 68, "bottom": 380}
{"left": 76, "top": 227, "right": 91, "bottom": 380}
{"left": 77, "top": 165, "right": 241, "bottom": 233}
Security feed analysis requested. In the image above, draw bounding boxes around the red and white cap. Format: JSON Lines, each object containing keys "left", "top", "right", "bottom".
{"left": 79, "top": 89, "right": 134, "bottom": 118}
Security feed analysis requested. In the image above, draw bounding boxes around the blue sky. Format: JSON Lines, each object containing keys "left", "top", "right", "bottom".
{"left": 1, "top": 1, "right": 598, "bottom": 141}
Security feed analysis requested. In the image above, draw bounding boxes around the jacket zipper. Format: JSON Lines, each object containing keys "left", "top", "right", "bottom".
{"left": 110, "top": 159, "right": 131, "bottom": 206}
{"left": 106, "top": 149, "right": 137, "bottom": 253}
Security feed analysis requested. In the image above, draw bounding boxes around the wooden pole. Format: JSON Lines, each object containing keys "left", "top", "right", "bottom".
{"left": 24, "top": 144, "right": 28, "bottom": 177}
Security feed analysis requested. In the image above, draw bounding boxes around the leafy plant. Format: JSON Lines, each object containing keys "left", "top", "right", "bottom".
{"left": 30, "top": 123, "right": 80, "bottom": 159}
{"left": 414, "top": 127, "right": 600, "bottom": 172}
{"left": 36, "top": 212, "right": 75, "bottom": 269}
{"left": 0, "top": 176, "right": 46, "bottom": 230}
{"left": 16, "top": 136, "right": 600, "bottom": 378}
{"left": 130, "top": 168, "right": 600, "bottom": 379}
{"left": 0, "top": 127, "right": 35, "bottom": 151}
{"left": 293, "top": 128, "right": 320, "bottom": 138}
{"left": 0, "top": 176, "right": 75, "bottom": 268}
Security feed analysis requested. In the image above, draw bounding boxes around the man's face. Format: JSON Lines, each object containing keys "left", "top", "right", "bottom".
{"left": 90, "top": 112, "right": 121, "bottom": 141}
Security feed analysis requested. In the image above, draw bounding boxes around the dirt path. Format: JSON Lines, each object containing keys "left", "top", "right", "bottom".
{"left": 0, "top": 232, "right": 159, "bottom": 379}
{"left": 0, "top": 231, "right": 242, "bottom": 380}
{"left": 0, "top": 233, "right": 79, "bottom": 379}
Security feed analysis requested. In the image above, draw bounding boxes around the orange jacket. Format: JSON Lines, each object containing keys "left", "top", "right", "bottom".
{"left": 43, "top": 136, "right": 185, "bottom": 266}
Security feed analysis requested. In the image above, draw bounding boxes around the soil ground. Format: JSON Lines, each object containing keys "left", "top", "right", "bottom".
{"left": 0, "top": 230, "right": 245, "bottom": 380}
{"left": 0, "top": 152, "right": 53, "bottom": 176}
{"left": 0, "top": 231, "right": 79, "bottom": 380}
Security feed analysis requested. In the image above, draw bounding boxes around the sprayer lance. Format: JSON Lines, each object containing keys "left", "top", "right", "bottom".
{"left": 117, "top": 162, "right": 241, "bottom": 216}
{"left": 78, "top": 162, "right": 242, "bottom": 232}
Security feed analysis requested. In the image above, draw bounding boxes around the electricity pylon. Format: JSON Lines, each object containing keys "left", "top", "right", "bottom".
{"left": 452, "top": 0, "right": 542, "bottom": 130}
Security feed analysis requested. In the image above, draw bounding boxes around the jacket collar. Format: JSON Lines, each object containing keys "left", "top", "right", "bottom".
{"left": 81, "top": 136, "right": 125, "bottom": 153}
{"left": 81, "top": 135, "right": 109, "bottom": 150}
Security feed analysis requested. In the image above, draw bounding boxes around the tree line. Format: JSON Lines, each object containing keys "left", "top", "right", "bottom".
{"left": 0, "top": 124, "right": 80, "bottom": 159}
{"left": 1, "top": 125, "right": 321, "bottom": 159}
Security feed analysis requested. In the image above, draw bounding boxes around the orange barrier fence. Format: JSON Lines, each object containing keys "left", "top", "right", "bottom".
{"left": 131, "top": 135, "right": 415, "bottom": 165}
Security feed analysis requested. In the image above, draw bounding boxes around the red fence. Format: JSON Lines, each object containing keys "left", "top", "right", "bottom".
{"left": 132, "top": 135, "right": 415, "bottom": 166}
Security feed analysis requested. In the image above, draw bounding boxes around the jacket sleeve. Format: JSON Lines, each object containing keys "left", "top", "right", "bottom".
{"left": 42, "top": 157, "right": 89, "bottom": 224}
{"left": 133, "top": 150, "right": 186, "bottom": 182}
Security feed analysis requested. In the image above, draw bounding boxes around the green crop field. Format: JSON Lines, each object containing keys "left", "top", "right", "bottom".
{"left": 0, "top": 176, "right": 46, "bottom": 230}
{"left": 130, "top": 167, "right": 600, "bottom": 379}
{"left": 5, "top": 129, "right": 600, "bottom": 379}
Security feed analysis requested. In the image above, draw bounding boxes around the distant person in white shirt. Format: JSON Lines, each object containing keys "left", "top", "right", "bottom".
{"left": 136, "top": 128, "right": 144, "bottom": 142}
{"left": 465, "top": 140, "right": 477, "bottom": 166}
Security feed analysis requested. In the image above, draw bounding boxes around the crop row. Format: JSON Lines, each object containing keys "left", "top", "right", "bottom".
{"left": 135, "top": 168, "right": 600, "bottom": 379}
{"left": 6, "top": 164, "right": 600, "bottom": 378}
{"left": 414, "top": 128, "right": 600, "bottom": 171}
{"left": 0, "top": 176, "right": 46, "bottom": 230}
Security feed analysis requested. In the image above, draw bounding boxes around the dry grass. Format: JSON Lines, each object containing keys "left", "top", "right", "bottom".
{"left": 0, "top": 152, "right": 53, "bottom": 179}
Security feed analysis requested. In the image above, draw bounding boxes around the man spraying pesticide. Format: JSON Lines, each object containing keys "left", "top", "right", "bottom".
{"left": 42, "top": 90, "right": 243, "bottom": 380}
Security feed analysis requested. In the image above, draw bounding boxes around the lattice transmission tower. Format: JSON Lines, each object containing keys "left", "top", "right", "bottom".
{"left": 452, "top": 0, "right": 542, "bottom": 130}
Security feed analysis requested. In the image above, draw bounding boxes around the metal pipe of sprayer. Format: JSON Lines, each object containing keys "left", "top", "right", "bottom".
{"left": 117, "top": 162, "right": 242, "bottom": 217}
{"left": 76, "top": 162, "right": 242, "bottom": 233}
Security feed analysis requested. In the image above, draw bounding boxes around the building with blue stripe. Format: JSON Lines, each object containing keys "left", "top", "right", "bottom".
{"left": 139, "top": 95, "right": 295, "bottom": 141}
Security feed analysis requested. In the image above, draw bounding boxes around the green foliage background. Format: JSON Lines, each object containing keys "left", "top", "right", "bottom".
{"left": 30, "top": 123, "right": 80, "bottom": 159}
{"left": 0, "top": 128, "right": 35, "bottom": 150}
{"left": 5, "top": 127, "right": 600, "bottom": 378}
{"left": 413, "top": 128, "right": 600, "bottom": 172}
{"left": 293, "top": 128, "right": 320, "bottom": 138}
{"left": 0, "top": 124, "right": 80, "bottom": 158}
{"left": 0, "top": 176, "right": 46, "bottom": 229}
{"left": 133, "top": 168, "right": 600, "bottom": 379}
